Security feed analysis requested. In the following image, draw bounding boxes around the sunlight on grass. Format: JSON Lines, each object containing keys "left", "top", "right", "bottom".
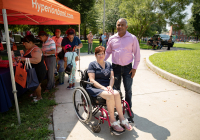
{"left": 150, "top": 50, "right": 200, "bottom": 84}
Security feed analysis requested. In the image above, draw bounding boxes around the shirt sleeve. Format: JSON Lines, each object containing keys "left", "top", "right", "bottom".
{"left": 87, "top": 62, "right": 95, "bottom": 73}
{"left": 132, "top": 37, "right": 140, "bottom": 69}
{"left": 104, "top": 38, "right": 112, "bottom": 61}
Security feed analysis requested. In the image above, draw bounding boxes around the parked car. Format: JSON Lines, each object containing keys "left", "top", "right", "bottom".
{"left": 152, "top": 34, "right": 174, "bottom": 47}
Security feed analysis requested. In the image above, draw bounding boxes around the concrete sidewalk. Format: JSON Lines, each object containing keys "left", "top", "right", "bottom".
{"left": 53, "top": 49, "right": 200, "bottom": 140}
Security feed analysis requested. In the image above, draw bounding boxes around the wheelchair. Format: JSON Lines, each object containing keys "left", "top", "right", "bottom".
{"left": 73, "top": 69, "right": 134, "bottom": 135}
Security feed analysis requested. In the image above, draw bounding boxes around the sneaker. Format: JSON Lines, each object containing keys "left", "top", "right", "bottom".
{"left": 67, "top": 86, "right": 73, "bottom": 89}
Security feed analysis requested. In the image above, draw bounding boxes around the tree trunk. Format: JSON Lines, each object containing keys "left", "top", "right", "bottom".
{"left": 84, "top": 24, "right": 87, "bottom": 43}
{"left": 112, "top": 28, "right": 114, "bottom": 35}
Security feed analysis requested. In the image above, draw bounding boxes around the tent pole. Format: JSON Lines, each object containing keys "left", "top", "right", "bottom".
{"left": 2, "top": 9, "right": 21, "bottom": 125}
{"left": 79, "top": 24, "right": 80, "bottom": 74}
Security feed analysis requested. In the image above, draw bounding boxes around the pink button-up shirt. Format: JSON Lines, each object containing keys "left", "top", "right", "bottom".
{"left": 105, "top": 31, "right": 140, "bottom": 69}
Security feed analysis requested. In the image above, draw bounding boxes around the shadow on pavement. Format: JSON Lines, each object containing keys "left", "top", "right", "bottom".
{"left": 134, "top": 114, "right": 171, "bottom": 140}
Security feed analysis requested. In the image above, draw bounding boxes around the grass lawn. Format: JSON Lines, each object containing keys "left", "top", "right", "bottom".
{"left": 173, "top": 42, "right": 200, "bottom": 50}
{"left": 149, "top": 43, "right": 200, "bottom": 84}
{"left": 0, "top": 79, "right": 58, "bottom": 139}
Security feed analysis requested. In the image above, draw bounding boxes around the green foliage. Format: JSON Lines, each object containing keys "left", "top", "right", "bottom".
{"left": 191, "top": 0, "right": 200, "bottom": 40}
{"left": 119, "top": 0, "right": 192, "bottom": 39}
{"left": 0, "top": 80, "right": 58, "bottom": 139}
{"left": 182, "top": 19, "right": 195, "bottom": 37}
{"left": 105, "top": 0, "right": 121, "bottom": 34}
{"left": 150, "top": 43, "right": 200, "bottom": 84}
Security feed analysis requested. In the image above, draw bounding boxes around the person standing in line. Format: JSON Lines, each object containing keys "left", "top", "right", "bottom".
{"left": 87, "top": 31, "right": 93, "bottom": 54}
{"left": 57, "top": 53, "right": 65, "bottom": 85}
{"left": 64, "top": 45, "right": 79, "bottom": 89}
{"left": 52, "top": 29, "right": 63, "bottom": 56}
{"left": 38, "top": 31, "right": 56, "bottom": 93}
{"left": 52, "top": 29, "right": 63, "bottom": 74}
{"left": 99, "top": 33, "right": 102, "bottom": 45}
{"left": 104, "top": 18, "right": 140, "bottom": 117}
{"left": 61, "top": 28, "right": 82, "bottom": 55}
{"left": 101, "top": 32, "right": 107, "bottom": 48}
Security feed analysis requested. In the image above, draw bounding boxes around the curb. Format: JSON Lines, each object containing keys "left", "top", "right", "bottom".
{"left": 146, "top": 55, "right": 200, "bottom": 94}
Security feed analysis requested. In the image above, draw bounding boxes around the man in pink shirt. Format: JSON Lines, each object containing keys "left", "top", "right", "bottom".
{"left": 87, "top": 31, "right": 93, "bottom": 54}
{"left": 105, "top": 18, "right": 140, "bottom": 117}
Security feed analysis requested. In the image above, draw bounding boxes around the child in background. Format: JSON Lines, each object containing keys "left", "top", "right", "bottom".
{"left": 64, "top": 44, "right": 79, "bottom": 89}
{"left": 57, "top": 53, "right": 65, "bottom": 85}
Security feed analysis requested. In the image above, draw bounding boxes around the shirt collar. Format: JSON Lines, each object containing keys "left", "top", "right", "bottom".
{"left": 44, "top": 37, "right": 49, "bottom": 44}
{"left": 116, "top": 31, "right": 129, "bottom": 38}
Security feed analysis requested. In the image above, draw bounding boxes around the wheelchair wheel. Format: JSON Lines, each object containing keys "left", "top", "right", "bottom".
{"left": 73, "top": 87, "right": 92, "bottom": 123}
{"left": 92, "top": 124, "right": 101, "bottom": 133}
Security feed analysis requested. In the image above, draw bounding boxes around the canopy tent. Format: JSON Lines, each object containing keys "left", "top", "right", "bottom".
{"left": 0, "top": 0, "right": 80, "bottom": 25}
{"left": 0, "top": 0, "right": 81, "bottom": 124}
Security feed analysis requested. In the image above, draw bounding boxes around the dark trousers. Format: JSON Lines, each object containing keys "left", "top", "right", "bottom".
{"left": 88, "top": 43, "right": 93, "bottom": 54}
{"left": 167, "top": 43, "right": 172, "bottom": 50}
{"left": 112, "top": 63, "right": 133, "bottom": 108}
{"left": 44, "top": 56, "right": 56, "bottom": 90}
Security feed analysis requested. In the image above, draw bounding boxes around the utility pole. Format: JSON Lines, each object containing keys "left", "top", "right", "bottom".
{"left": 103, "top": 0, "right": 105, "bottom": 33}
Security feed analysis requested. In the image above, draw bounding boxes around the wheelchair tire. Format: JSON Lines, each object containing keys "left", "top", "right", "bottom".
{"left": 92, "top": 125, "right": 101, "bottom": 133}
{"left": 73, "top": 87, "right": 92, "bottom": 123}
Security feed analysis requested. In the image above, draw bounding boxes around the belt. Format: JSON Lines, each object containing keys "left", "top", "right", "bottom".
{"left": 112, "top": 63, "right": 132, "bottom": 67}
{"left": 44, "top": 55, "right": 55, "bottom": 57}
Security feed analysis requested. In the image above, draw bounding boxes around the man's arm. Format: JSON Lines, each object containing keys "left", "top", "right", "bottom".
{"left": 129, "top": 37, "right": 140, "bottom": 78}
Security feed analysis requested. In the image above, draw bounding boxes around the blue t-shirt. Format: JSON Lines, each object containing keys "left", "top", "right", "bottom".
{"left": 87, "top": 61, "right": 113, "bottom": 87}
{"left": 58, "top": 59, "right": 65, "bottom": 72}
{"left": 61, "top": 36, "right": 82, "bottom": 50}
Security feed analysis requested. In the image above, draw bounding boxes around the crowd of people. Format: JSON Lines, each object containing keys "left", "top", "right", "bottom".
{"left": 13, "top": 28, "right": 82, "bottom": 102}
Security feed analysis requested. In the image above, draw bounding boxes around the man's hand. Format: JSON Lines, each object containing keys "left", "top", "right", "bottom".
{"left": 129, "top": 69, "right": 136, "bottom": 78}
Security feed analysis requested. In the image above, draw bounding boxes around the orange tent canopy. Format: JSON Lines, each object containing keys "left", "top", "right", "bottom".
{"left": 0, "top": 0, "right": 81, "bottom": 25}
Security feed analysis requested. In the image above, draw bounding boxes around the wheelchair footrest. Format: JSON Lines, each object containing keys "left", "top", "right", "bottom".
{"left": 110, "top": 127, "right": 125, "bottom": 136}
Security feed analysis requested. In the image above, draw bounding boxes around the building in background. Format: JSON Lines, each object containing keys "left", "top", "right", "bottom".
{"left": 169, "top": 25, "right": 197, "bottom": 42}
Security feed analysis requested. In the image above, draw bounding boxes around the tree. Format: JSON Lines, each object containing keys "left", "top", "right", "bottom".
{"left": 105, "top": 0, "right": 121, "bottom": 34}
{"left": 119, "top": 0, "right": 192, "bottom": 40}
{"left": 182, "top": 19, "right": 194, "bottom": 37}
{"left": 56, "top": 0, "right": 96, "bottom": 39}
{"left": 191, "top": 0, "right": 200, "bottom": 41}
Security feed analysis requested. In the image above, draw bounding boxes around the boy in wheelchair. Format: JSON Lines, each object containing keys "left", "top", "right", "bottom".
{"left": 73, "top": 46, "right": 133, "bottom": 135}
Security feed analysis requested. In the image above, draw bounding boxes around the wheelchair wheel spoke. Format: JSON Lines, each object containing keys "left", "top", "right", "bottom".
{"left": 73, "top": 87, "right": 92, "bottom": 123}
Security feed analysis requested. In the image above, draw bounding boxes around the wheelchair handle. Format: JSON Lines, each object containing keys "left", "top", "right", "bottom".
{"left": 81, "top": 80, "right": 94, "bottom": 86}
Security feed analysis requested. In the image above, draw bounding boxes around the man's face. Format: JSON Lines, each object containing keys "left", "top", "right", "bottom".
{"left": 116, "top": 19, "right": 128, "bottom": 34}
{"left": 39, "top": 35, "right": 47, "bottom": 42}
{"left": 104, "top": 32, "right": 106, "bottom": 35}
{"left": 55, "top": 30, "right": 61, "bottom": 37}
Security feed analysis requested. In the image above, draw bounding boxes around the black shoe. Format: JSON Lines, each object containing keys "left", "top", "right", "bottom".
{"left": 127, "top": 109, "right": 134, "bottom": 118}
{"left": 91, "top": 52, "right": 93, "bottom": 54}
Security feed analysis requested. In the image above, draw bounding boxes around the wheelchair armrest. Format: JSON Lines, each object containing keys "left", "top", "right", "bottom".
{"left": 81, "top": 80, "right": 94, "bottom": 86}
{"left": 78, "top": 70, "right": 84, "bottom": 75}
